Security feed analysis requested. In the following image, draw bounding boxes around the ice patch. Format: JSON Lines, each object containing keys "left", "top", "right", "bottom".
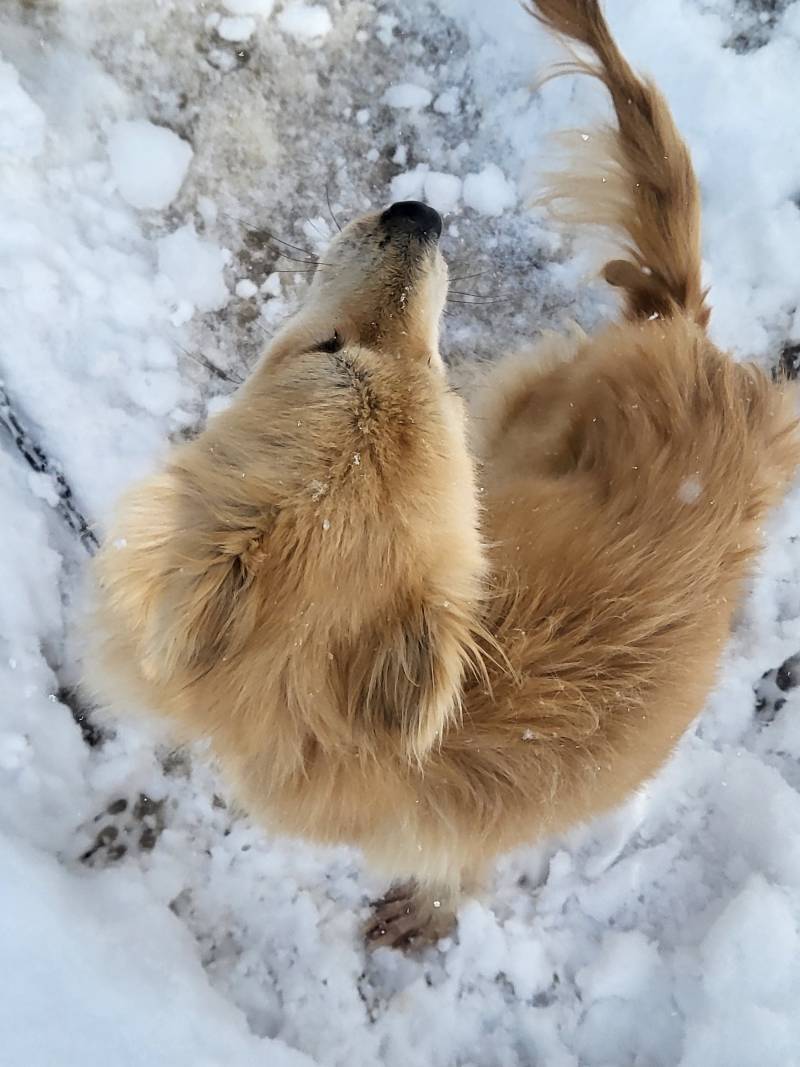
{"left": 108, "top": 120, "right": 193, "bottom": 211}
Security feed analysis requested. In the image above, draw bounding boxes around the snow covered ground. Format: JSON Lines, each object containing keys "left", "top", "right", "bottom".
{"left": 2, "top": 0, "right": 800, "bottom": 1063}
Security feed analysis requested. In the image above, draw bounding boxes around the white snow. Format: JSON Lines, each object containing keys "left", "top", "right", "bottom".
{"left": 235, "top": 278, "right": 258, "bottom": 298}
{"left": 207, "top": 394, "right": 235, "bottom": 418}
{"left": 261, "top": 271, "right": 283, "bottom": 297}
{"left": 390, "top": 165, "right": 462, "bottom": 214}
{"left": 2, "top": 0, "right": 800, "bottom": 1064}
{"left": 108, "top": 121, "right": 193, "bottom": 211}
{"left": 422, "top": 171, "right": 462, "bottom": 214}
{"left": 463, "top": 163, "right": 517, "bottom": 217}
{"left": 0, "top": 58, "right": 45, "bottom": 160}
{"left": 389, "top": 165, "right": 426, "bottom": 203}
{"left": 433, "top": 88, "right": 459, "bottom": 116}
{"left": 0, "top": 835, "right": 316, "bottom": 1067}
{"left": 678, "top": 475, "right": 703, "bottom": 504}
{"left": 217, "top": 16, "right": 256, "bottom": 42}
{"left": 157, "top": 225, "right": 229, "bottom": 313}
{"left": 277, "top": 3, "right": 333, "bottom": 41}
{"left": 27, "top": 470, "right": 61, "bottom": 508}
{"left": 222, "top": 0, "right": 275, "bottom": 14}
{"left": 384, "top": 83, "right": 433, "bottom": 110}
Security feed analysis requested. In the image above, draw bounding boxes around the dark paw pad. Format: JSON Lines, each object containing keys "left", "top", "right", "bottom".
{"left": 364, "top": 881, "right": 455, "bottom": 951}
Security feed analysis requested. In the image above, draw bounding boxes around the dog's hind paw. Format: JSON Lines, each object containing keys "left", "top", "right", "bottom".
{"left": 364, "top": 880, "right": 456, "bottom": 951}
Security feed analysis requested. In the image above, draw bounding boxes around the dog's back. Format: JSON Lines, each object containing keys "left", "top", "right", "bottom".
{"left": 441, "top": 0, "right": 799, "bottom": 861}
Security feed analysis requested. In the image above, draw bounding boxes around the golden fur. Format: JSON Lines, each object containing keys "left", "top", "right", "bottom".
{"left": 87, "top": 0, "right": 798, "bottom": 948}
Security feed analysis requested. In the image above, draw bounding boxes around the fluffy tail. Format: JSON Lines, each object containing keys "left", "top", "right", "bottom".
{"left": 529, "top": 0, "right": 710, "bottom": 327}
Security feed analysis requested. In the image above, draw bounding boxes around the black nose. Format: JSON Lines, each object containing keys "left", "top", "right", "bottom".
{"left": 379, "top": 201, "right": 442, "bottom": 241}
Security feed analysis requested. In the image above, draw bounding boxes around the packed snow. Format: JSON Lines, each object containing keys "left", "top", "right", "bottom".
{"left": 222, "top": 0, "right": 276, "bottom": 16}
{"left": 157, "top": 224, "right": 230, "bottom": 315}
{"left": 384, "top": 82, "right": 434, "bottom": 110}
{"left": 390, "top": 165, "right": 463, "bottom": 214}
{"left": 0, "top": 57, "right": 44, "bottom": 159}
{"left": 217, "top": 15, "right": 257, "bottom": 43}
{"left": 1, "top": 0, "right": 800, "bottom": 1065}
{"left": 108, "top": 120, "right": 193, "bottom": 210}
{"left": 462, "top": 163, "right": 517, "bottom": 217}
{"left": 277, "top": 2, "right": 333, "bottom": 41}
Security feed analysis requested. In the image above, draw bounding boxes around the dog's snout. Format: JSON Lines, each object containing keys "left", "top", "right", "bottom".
{"left": 379, "top": 201, "right": 443, "bottom": 241}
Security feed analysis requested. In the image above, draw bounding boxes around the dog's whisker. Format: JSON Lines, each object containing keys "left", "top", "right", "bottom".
{"left": 448, "top": 264, "right": 532, "bottom": 283}
{"left": 234, "top": 219, "right": 317, "bottom": 258}
{"left": 306, "top": 218, "right": 329, "bottom": 244}
{"left": 448, "top": 289, "right": 497, "bottom": 299}
{"left": 275, "top": 251, "right": 329, "bottom": 268}
{"left": 178, "top": 346, "right": 244, "bottom": 386}
{"left": 221, "top": 211, "right": 326, "bottom": 263}
{"left": 276, "top": 254, "right": 318, "bottom": 266}
{"left": 447, "top": 296, "right": 513, "bottom": 306}
{"left": 448, "top": 271, "right": 494, "bottom": 283}
{"left": 325, "top": 178, "right": 344, "bottom": 233}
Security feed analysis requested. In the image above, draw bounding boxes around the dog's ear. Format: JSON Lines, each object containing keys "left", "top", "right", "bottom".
{"left": 336, "top": 597, "right": 479, "bottom": 764}
{"left": 91, "top": 471, "right": 270, "bottom": 693}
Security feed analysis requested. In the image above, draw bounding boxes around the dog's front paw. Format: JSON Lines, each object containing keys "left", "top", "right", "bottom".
{"left": 364, "top": 880, "right": 456, "bottom": 951}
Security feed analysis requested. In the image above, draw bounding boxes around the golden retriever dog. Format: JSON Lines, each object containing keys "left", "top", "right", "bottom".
{"left": 88, "top": 0, "right": 799, "bottom": 949}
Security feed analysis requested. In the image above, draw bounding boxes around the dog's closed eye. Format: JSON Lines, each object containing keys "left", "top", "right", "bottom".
{"left": 313, "top": 331, "right": 343, "bottom": 354}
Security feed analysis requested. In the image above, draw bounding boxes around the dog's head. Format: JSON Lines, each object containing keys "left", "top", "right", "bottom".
{"left": 242, "top": 202, "right": 484, "bottom": 764}
{"left": 267, "top": 200, "right": 448, "bottom": 370}
{"left": 231, "top": 202, "right": 486, "bottom": 766}
{"left": 90, "top": 201, "right": 486, "bottom": 773}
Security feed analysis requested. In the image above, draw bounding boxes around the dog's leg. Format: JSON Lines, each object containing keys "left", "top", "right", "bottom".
{"left": 365, "top": 879, "right": 460, "bottom": 951}
{"left": 364, "top": 863, "right": 486, "bottom": 951}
